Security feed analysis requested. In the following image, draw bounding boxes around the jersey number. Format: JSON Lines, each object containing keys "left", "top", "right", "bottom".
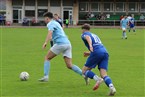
{"left": 91, "top": 34, "right": 101, "bottom": 44}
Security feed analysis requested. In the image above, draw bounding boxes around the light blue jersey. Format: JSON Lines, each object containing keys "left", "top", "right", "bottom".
{"left": 47, "top": 20, "right": 70, "bottom": 45}
{"left": 120, "top": 18, "right": 129, "bottom": 28}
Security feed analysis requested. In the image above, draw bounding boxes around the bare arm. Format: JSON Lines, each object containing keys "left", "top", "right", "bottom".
{"left": 85, "top": 35, "right": 93, "bottom": 52}
{"left": 43, "top": 30, "right": 52, "bottom": 49}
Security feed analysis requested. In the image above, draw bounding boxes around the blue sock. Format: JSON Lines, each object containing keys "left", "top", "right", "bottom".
{"left": 122, "top": 32, "right": 124, "bottom": 37}
{"left": 123, "top": 32, "right": 126, "bottom": 37}
{"left": 122, "top": 32, "right": 125, "bottom": 38}
{"left": 125, "top": 32, "right": 127, "bottom": 37}
{"left": 103, "top": 76, "right": 112, "bottom": 87}
{"left": 72, "top": 65, "right": 82, "bottom": 75}
{"left": 44, "top": 60, "right": 50, "bottom": 77}
{"left": 84, "top": 70, "right": 95, "bottom": 79}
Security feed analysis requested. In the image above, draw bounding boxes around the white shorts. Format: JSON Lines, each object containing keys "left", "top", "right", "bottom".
{"left": 50, "top": 44, "right": 72, "bottom": 58}
{"left": 122, "top": 28, "right": 126, "bottom": 31}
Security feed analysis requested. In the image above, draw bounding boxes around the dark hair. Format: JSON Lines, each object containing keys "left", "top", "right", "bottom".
{"left": 82, "top": 24, "right": 90, "bottom": 30}
{"left": 43, "top": 12, "right": 53, "bottom": 19}
{"left": 54, "top": 13, "right": 58, "bottom": 16}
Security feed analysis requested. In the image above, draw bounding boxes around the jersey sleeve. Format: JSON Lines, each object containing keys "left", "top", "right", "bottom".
{"left": 47, "top": 23, "right": 55, "bottom": 31}
{"left": 81, "top": 33, "right": 88, "bottom": 40}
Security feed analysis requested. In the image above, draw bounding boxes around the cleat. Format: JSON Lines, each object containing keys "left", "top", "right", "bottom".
{"left": 38, "top": 77, "right": 48, "bottom": 82}
{"left": 125, "top": 37, "right": 127, "bottom": 39}
{"left": 93, "top": 78, "right": 103, "bottom": 90}
{"left": 84, "top": 77, "right": 89, "bottom": 85}
{"left": 108, "top": 87, "right": 116, "bottom": 96}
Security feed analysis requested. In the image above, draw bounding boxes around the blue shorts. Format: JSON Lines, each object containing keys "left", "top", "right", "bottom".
{"left": 85, "top": 52, "right": 109, "bottom": 71}
{"left": 130, "top": 24, "right": 135, "bottom": 28}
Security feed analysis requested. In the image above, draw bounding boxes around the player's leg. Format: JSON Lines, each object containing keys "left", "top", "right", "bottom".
{"left": 122, "top": 28, "right": 125, "bottom": 39}
{"left": 64, "top": 57, "right": 82, "bottom": 75}
{"left": 100, "top": 69, "right": 116, "bottom": 96}
{"left": 128, "top": 26, "right": 131, "bottom": 32}
{"left": 122, "top": 28, "right": 127, "bottom": 39}
{"left": 82, "top": 66, "right": 103, "bottom": 89}
{"left": 133, "top": 26, "right": 136, "bottom": 33}
{"left": 39, "top": 44, "right": 62, "bottom": 82}
{"left": 82, "top": 54, "right": 103, "bottom": 88}
{"left": 98, "top": 53, "right": 116, "bottom": 96}
{"left": 63, "top": 44, "right": 82, "bottom": 75}
{"left": 39, "top": 50, "right": 57, "bottom": 82}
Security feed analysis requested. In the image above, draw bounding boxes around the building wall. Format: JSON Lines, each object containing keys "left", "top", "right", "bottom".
{"left": 6, "top": 0, "right": 13, "bottom": 22}
{"left": 73, "top": 0, "right": 79, "bottom": 25}
{"left": 5, "top": 0, "right": 145, "bottom": 24}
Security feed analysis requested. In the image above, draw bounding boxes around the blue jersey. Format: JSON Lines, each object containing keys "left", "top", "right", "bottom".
{"left": 81, "top": 32, "right": 108, "bottom": 53}
{"left": 56, "top": 19, "right": 63, "bottom": 27}
{"left": 129, "top": 18, "right": 135, "bottom": 27}
{"left": 120, "top": 18, "right": 129, "bottom": 28}
{"left": 47, "top": 20, "right": 70, "bottom": 45}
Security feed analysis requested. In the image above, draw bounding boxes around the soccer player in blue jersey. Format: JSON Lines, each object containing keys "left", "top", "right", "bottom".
{"left": 39, "top": 12, "right": 82, "bottom": 81}
{"left": 81, "top": 24, "right": 116, "bottom": 96}
{"left": 128, "top": 16, "right": 136, "bottom": 33}
{"left": 120, "top": 15, "right": 129, "bottom": 39}
{"left": 54, "top": 14, "right": 64, "bottom": 28}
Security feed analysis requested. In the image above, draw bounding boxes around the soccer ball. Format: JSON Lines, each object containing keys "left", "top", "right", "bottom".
{"left": 19, "top": 72, "right": 29, "bottom": 81}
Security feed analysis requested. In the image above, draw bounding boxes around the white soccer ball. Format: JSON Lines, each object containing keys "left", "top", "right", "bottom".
{"left": 19, "top": 72, "right": 29, "bottom": 81}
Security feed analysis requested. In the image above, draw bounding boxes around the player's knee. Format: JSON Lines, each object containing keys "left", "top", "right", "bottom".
{"left": 66, "top": 63, "right": 72, "bottom": 69}
{"left": 45, "top": 56, "right": 51, "bottom": 61}
{"left": 82, "top": 70, "right": 86, "bottom": 75}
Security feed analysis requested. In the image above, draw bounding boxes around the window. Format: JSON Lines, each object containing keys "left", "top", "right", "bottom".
{"left": 79, "top": 2, "right": 88, "bottom": 11}
{"left": 91, "top": 3, "right": 100, "bottom": 12}
{"left": 25, "top": 0, "right": 35, "bottom": 6}
{"left": 116, "top": 0, "right": 126, "bottom": 1}
{"left": 38, "top": 0, "right": 48, "bottom": 6}
{"left": 63, "top": 0, "right": 73, "bottom": 6}
{"left": 25, "top": 10, "right": 35, "bottom": 17}
{"left": 140, "top": 3, "right": 145, "bottom": 11}
{"left": 116, "top": 2, "right": 125, "bottom": 11}
{"left": 104, "top": 3, "right": 113, "bottom": 12}
{"left": 50, "top": 0, "right": 60, "bottom": 6}
{"left": 0, "top": 0, "right": 6, "bottom": 10}
{"left": 12, "top": 0, "right": 23, "bottom": 6}
{"left": 103, "top": 0, "right": 113, "bottom": 2}
{"left": 38, "top": 9, "right": 48, "bottom": 17}
{"left": 128, "top": 3, "right": 138, "bottom": 12}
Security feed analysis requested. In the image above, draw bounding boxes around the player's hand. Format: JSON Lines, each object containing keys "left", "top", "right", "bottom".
{"left": 84, "top": 52, "right": 90, "bottom": 57}
{"left": 42, "top": 42, "right": 47, "bottom": 49}
{"left": 90, "top": 47, "right": 93, "bottom": 52}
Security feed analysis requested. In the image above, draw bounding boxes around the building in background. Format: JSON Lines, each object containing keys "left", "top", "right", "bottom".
{"left": 2, "top": 0, "right": 145, "bottom": 25}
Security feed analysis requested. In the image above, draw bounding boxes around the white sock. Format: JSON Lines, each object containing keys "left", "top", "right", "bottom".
{"left": 44, "top": 75, "right": 48, "bottom": 79}
{"left": 109, "top": 84, "right": 114, "bottom": 89}
{"left": 93, "top": 75, "right": 100, "bottom": 81}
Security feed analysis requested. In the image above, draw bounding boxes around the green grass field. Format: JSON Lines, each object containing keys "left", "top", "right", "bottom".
{"left": 0, "top": 27, "right": 144, "bottom": 97}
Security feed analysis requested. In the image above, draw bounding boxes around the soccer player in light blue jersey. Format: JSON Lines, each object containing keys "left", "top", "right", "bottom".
{"left": 81, "top": 24, "right": 116, "bottom": 96}
{"left": 120, "top": 15, "right": 129, "bottom": 39}
{"left": 39, "top": 12, "right": 82, "bottom": 82}
{"left": 128, "top": 15, "right": 136, "bottom": 33}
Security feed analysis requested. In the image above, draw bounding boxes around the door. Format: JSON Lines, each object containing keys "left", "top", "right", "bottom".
{"left": 13, "top": 10, "right": 18, "bottom": 23}
{"left": 13, "top": 9, "right": 22, "bottom": 23}
{"left": 18, "top": 9, "right": 22, "bottom": 23}
{"left": 63, "top": 11, "right": 69, "bottom": 24}
{"left": 63, "top": 8, "right": 73, "bottom": 25}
